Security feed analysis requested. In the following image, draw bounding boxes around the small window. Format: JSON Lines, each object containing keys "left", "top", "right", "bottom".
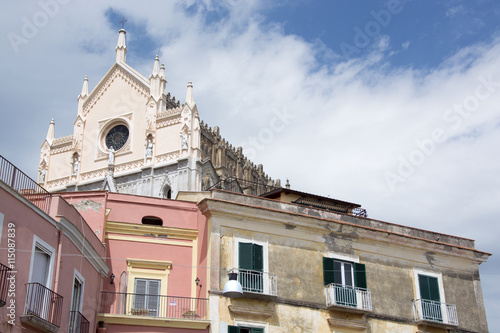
{"left": 133, "top": 278, "right": 160, "bottom": 316}
{"left": 239, "top": 242, "right": 263, "bottom": 293}
{"left": 142, "top": 216, "right": 162, "bottom": 226}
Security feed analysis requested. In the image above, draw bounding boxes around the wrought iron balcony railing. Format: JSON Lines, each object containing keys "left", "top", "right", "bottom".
{"left": 100, "top": 292, "right": 208, "bottom": 320}
{"left": 237, "top": 269, "right": 278, "bottom": 296}
{"left": 0, "top": 155, "right": 51, "bottom": 214}
{"left": 69, "top": 311, "right": 90, "bottom": 333}
{"left": 413, "top": 299, "right": 458, "bottom": 326}
{"left": 23, "top": 282, "right": 63, "bottom": 328}
{"left": 0, "top": 263, "right": 12, "bottom": 307}
{"left": 326, "top": 283, "right": 372, "bottom": 311}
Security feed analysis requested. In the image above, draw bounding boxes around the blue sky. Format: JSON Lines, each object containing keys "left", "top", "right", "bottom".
{"left": 1, "top": 0, "right": 499, "bottom": 329}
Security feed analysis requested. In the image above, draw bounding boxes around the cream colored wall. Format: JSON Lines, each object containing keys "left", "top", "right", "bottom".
{"left": 205, "top": 198, "right": 489, "bottom": 333}
{"left": 155, "top": 122, "right": 183, "bottom": 157}
{"left": 81, "top": 75, "right": 148, "bottom": 173}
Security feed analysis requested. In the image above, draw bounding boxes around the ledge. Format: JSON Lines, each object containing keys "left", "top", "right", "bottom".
{"left": 416, "top": 320, "right": 458, "bottom": 331}
{"left": 97, "top": 314, "right": 210, "bottom": 330}
{"left": 20, "top": 315, "right": 59, "bottom": 333}
{"left": 228, "top": 304, "right": 275, "bottom": 318}
{"left": 327, "top": 317, "right": 368, "bottom": 330}
{"left": 242, "top": 291, "right": 278, "bottom": 302}
{"left": 327, "top": 303, "right": 372, "bottom": 314}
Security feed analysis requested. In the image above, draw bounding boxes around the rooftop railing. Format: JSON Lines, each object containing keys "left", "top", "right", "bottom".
{"left": 207, "top": 177, "right": 279, "bottom": 196}
{"left": 100, "top": 292, "right": 208, "bottom": 320}
{"left": 23, "top": 282, "right": 63, "bottom": 328}
{"left": 0, "top": 155, "right": 51, "bottom": 214}
{"left": 413, "top": 299, "right": 458, "bottom": 326}
{"left": 0, "top": 263, "right": 11, "bottom": 307}
{"left": 326, "top": 283, "right": 372, "bottom": 311}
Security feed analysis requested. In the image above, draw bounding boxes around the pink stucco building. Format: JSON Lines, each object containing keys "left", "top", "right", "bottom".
{"left": 1, "top": 156, "right": 210, "bottom": 333}
{"left": 0, "top": 156, "right": 109, "bottom": 333}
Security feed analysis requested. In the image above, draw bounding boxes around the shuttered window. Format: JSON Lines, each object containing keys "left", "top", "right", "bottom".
{"left": 239, "top": 242, "right": 264, "bottom": 293}
{"left": 323, "top": 258, "right": 366, "bottom": 289}
{"left": 133, "top": 278, "right": 160, "bottom": 316}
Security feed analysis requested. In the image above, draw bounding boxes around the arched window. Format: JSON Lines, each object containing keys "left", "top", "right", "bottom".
{"left": 142, "top": 216, "right": 163, "bottom": 226}
{"left": 163, "top": 185, "right": 172, "bottom": 199}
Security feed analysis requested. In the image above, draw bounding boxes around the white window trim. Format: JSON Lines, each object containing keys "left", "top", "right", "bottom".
{"left": 233, "top": 237, "right": 269, "bottom": 294}
{"left": 71, "top": 269, "right": 85, "bottom": 312}
{"left": 28, "top": 235, "right": 56, "bottom": 288}
{"left": 413, "top": 268, "right": 448, "bottom": 323}
{"left": 233, "top": 237, "right": 269, "bottom": 273}
{"left": 326, "top": 251, "right": 359, "bottom": 263}
{"left": 233, "top": 319, "right": 268, "bottom": 332}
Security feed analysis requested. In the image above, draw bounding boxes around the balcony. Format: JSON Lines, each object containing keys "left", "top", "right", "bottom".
{"left": 0, "top": 263, "right": 11, "bottom": 307}
{"left": 21, "top": 283, "right": 63, "bottom": 333}
{"left": 69, "top": 311, "right": 90, "bottom": 333}
{"left": 413, "top": 299, "right": 458, "bottom": 327}
{"left": 99, "top": 292, "right": 209, "bottom": 329}
{"left": 326, "top": 283, "right": 372, "bottom": 312}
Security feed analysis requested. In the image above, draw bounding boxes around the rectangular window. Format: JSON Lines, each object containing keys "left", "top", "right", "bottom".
{"left": 69, "top": 270, "right": 85, "bottom": 333}
{"left": 418, "top": 274, "right": 442, "bottom": 322}
{"left": 133, "top": 278, "right": 160, "bottom": 316}
{"left": 229, "top": 326, "right": 264, "bottom": 333}
{"left": 239, "top": 242, "right": 263, "bottom": 293}
{"left": 323, "top": 257, "right": 366, "bottom": 307}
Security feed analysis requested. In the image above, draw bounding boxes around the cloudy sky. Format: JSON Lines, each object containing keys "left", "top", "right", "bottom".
{"left": 1, "top": 0, "right": 499, "bottom": 327}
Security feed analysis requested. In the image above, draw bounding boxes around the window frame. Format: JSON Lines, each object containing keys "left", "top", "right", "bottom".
{"left": 28, "top": 236, "right": 55, "bottom": 288}
{"left": 413, "top": 268, "right": 448, "bottom": 323}
{"left": 233, "top": 237, "right": 269, "bottom": 294}
{"left": 231, "top": 319, "right": 268, "bottom": 332}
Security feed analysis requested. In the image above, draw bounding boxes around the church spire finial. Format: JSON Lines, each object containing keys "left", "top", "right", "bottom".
{"left": 185, "top": 81, "right": 195, "bottom": 109}
{"left": 152, "top": 54, "right": 160, "bottom": 76}
{"left": 46, "top": 118, "right": 55, "bottom": 144}
{"left": 80, "top": 75, "right": 88, "bottom": 97}
{"left": 116, "top": 28, "right": 127, "bottom": 63}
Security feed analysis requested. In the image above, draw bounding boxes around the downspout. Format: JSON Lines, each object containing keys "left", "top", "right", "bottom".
{"left": 53, "top": 229, "right": 63, "bottom": 293}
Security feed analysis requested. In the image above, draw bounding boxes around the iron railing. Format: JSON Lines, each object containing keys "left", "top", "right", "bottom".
{"left": 100, "top": 292, "right": 208, "bottom": 320}
{"left": 293, "top": 196, "right": 367, "bottom": 217}
{"left": 237, "top": 269, "right": 277, "bottom": 296}
{"left": 326, "top": 283, "right": 372, "bottom": 311}
{"left": 413, "top": 299, "right": 458, "bottom": 326}
{"left": 0, "top": 155, "right": 51, "bottom": 214}
{"left": 207, "top": 177, "right": 279, "bottom": 196}
{"left": 69, "top": 311, "right": 90, "bottom": 333}
{"left": 0, "top": 263, "right": 12, "bottom": 307}
{"left": 24, "top": 283, "right": 63, "bottom": 328}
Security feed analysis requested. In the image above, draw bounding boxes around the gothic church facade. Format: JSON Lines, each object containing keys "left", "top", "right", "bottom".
{"left": 38, "top": 29, "right": 276, "bottom": 199}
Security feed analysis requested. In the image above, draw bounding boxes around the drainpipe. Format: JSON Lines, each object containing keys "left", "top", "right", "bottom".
{"left": 53, "top": 229, "right": 63, "bottom": 293}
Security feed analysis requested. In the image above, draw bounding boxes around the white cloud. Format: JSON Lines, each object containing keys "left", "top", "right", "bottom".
{"left": 0, "top": 0, "right": 498, "bottom": 327}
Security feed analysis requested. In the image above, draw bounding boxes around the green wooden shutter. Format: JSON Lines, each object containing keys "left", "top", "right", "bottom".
{"left": 253, "top": 244, "right": 263, "bottom": 271}
{"left": 354, "top": 263, "right": 367, "bottom": 289}
{"left": 228, "top": 325, "right": 240, "bottom": 333}
{"left": 251, "top": 328, "right": 264, "bottom": 333}
{"left": 428, "top": 276, "right": 440, "bottom": 302}
{"left": 323, "top": 257, "right": 334, "bottom": 285}
{"left": 239, "top": 242, "right": 253, "bottom": 270}
{"left": 418, "top": 275, "right": 440, "bottom": 302}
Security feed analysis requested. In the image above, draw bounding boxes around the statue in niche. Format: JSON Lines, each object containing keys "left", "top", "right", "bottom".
{"left": 146, "top": 138, "right": 153, "bottom": 158}
{"left": 39, "top": 168, "right": 46, "bottom": 182}
{"left": 73, "top": 156, "right": 79, "bottom": 175}
{"left": 182, "top": 132, "right": 188, "bottom": 149}
{"left": 108, "top": 147, "right": 115, "bottom": 164}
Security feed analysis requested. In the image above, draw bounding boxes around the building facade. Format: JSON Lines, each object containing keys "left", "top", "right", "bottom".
{"left": 191, "top": 189, "right": 490, "bottom": 333}
{"left": 59, "top": 191, "right": 211, "bottom": 332}
{"left": 38, "top": 29, "right": 276, "bottom": 200}
{"left": 0, "top": 155, "right": 109, "bottom": 333}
